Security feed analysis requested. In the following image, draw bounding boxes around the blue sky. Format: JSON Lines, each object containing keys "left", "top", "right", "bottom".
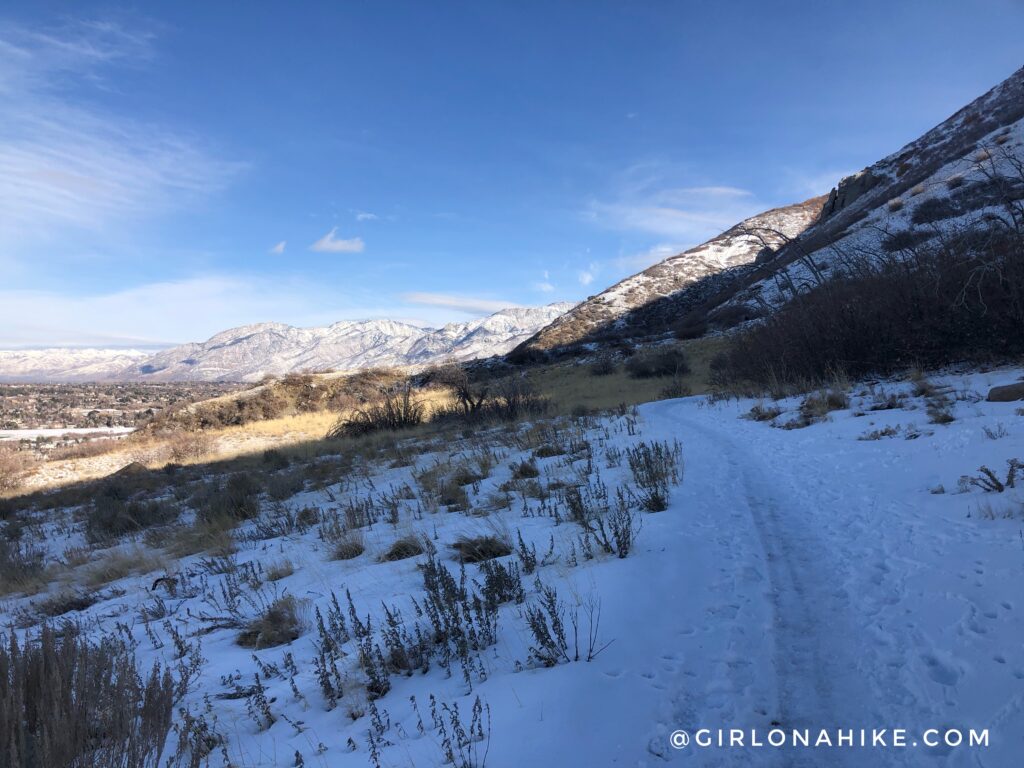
{"left": 2, "top": 1, "right": 1023, "bottom": 347}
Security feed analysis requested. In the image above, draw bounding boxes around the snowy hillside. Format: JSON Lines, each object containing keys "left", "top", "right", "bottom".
{"left": 0, "top": 348, "right": 152, "bottom": 382}
{"left": 518, "top": 198, "right": 824, "bottom": 352}
{"left": 0, "top": 304, "right": 573, "bottom": 383}
{"left": 5, "top": 368, "right": 1023, "bottom": 766}
{"left": 718, "top": 66, "right": 1024, "bottom": 320}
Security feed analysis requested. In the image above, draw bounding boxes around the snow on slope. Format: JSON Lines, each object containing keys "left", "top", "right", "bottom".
{"left": 0, "top": 347, "right": 152, "bottom": 382}
{"left": 8, "top": 368, "right": 1024, "bottom": 766}
{"left": 724, "top": 66, "right": 1024, "bottom": 315}
{"left": 0, "top": 303, "right": 573, "bottom": 382}
{"left": 520, "top": 197, "right": 824, "bottom": 351}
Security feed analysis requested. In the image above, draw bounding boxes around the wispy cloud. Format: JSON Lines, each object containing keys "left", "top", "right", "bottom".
{"left": 533, "top": 281, "right": 555, "bottom": 293}
{"left": 586, "top": 185, "right": 758, "bottom": 242}
{"left": 613, "top": 243, "right": 683, "bottom": 271}
{"left": 0, "top": 20, "right": 239, "bottom": 252}
{"left": 402, "top": 292, "right": 519, "bottom": 315}
{"left": 309, "top": 227, "right": 364, "bottom": 253}
{"left": 269, "top": 240, "right": 286, "bottom": 254}
{"left": 578, "top": 270, "right": 594, "bottom": 286}
{"left": 354, "top": 211, "right": 378, "bottom": 222}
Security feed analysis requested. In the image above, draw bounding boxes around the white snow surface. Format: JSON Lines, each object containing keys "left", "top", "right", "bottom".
{"left": 0, "top": 426, "right": 135, "bottom": 441}
{"left": 7, "top": 368, "right": 1024, "bottom": 766}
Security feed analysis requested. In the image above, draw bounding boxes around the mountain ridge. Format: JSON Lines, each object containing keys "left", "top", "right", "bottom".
{"left": 0, "top": 303, "right": 574, "bottom": 383}
{"left": 514, "top": 196, "right": 826, "bottom": 353}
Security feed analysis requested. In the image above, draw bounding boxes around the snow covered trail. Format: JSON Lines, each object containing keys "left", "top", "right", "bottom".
{"left": 638, "top": 386, "right": 1024, "bottom": 767}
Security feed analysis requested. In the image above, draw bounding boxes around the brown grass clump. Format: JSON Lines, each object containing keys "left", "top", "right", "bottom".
{"left": 799, "top": 389, "right": 849, "bottom": 421}
{"left": 82, "top": 547, "right": 165, "bottom": 589}
{"left": 333, "top": 531, "right": 366, "bottom": 561}
{"left": 237, "top": 595, "right": 306, "bottom": 649}
{"left": 0, "top": 444, "right": 35, "bottom": 494}
{"left": 451, "top": 534, "right": 512, "bottom": 563}
{"left": 380, "top": 535, "right": 425, "bottom": 562}
{"left": 266, "top": 559, "right": 295, "bottom": 581}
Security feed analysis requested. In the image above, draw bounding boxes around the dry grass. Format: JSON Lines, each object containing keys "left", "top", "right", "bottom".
{"left": 332, "top": 530, "right": 366, "bottom": 561}
{"left": 380, "top": 534, "right": 426, "bottom": 562}
{"left": 237, "top": 595, "right": 307, "bottom": 649}
{"left": 451, "top": 533, "right": 513, "bottom": 563}
{"left": 0, "top": 624, "right": 176, "bottom": 768}
{"left": 80, "top": 547, "right": 166, "bottom": 589}
{"left": 266, "top": 559, "right": 295, "bottom": 581}
{"left": 526, "top": 338, "right": 722, "bottom": 413}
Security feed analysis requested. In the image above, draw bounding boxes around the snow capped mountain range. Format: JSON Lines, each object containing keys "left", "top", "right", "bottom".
{"left": 0, "top": 303, "right": 574, "bottom": 382}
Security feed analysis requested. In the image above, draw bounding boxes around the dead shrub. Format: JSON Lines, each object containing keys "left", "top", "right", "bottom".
{"left": 327, "top": 385, "right": 424, "bottom": 438}
{"left": 510, "top": 459, "right": 540, "bottom": 479}
{"left": 745, "top": 403, "right": 783, "bottom": 422}
{"left": 0, "top": 539, "right": 45, "bottom": 595}
{"left": 198, "top": 473, "right": 261, "bottom": 524}
{"left": 83, "top": 548, "right": 164, "bottom": 589}
{"left": 167, "top": 432, "right": 213, "bottom": 463}
{"left": 266, "top": 559, "right": 295, "bottom": 581}
{"left": 332, "top": 531, "right": 366, "bottom": 561}
{"left": 589, "top": 356, "right": 617, "bottom": 376}
{"left": 799, "top": 389, "right": 849, "bottom": 421}
{"left": 0, "top": 624, "right": 176, "bottom": 768}
{"left": 451, "top": 534, "right": 513, "bottom": 563}
{"left": 380, "top": 535, "right": 425, "bottom": 562}
{"left": 713, "top": 227, "right": 1024, "bottom": 389}
{"left": 36, "top": 589, "right": 98, "bottom": 618}
{"left": 625, "top": 347, "right": 690, "bottom": 379}
{"left": 85, "top": 494, "right": 178, "bottom": 544}
{"left": 237, "top": 595, "right": 307, "bottom": 649}
{"left": 0, "top": 445, "right": 35, "bottom": 494}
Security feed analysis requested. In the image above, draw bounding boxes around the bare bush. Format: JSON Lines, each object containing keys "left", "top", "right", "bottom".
{"left": 744, "top": 403, "right": 783, "bottom": 422}
{"left": 327, "top": 385, "right": 425, "bottom": 438}
{"left": 968, "top": 459, "right": 1022, "bottom": 492}
{"left": 332, "top": 530, "right": 366, "bottom": 561}
{"left": 589, "top": 356, "right": 617, "bottom": 376}
{"left": 197, "top": 473, "right": 261, "bottom": 525}
{"left": 237, "top": 595, "right": 308, "bottom": 649}
{"left": 712, "top": 223, "right": 1024, "bottom": 389}
{"left": 166, "top": 432, "right": 213, "bottom": 463}
{"left": 0, "top": 444, "right": 34, "bottom": 494}
{"left": 85, "top": 493, "right": 178, "bottom": 544}
{"left": 627, "top": 440, "right": 683, "bottom": 512}
{"left": 0, "top": 539, "right": 45, "bottom": 595}
{"left": 451, "top": 534, "right": 512, "bottom": 563}
{"left": 0, "top": 624, "right": 176, "bottom": 768}
{"left": 625, "top": 346, "right": 690, "bottom": 379}
{"left": 380, "top": 534, "right": 425, "bottom": 562}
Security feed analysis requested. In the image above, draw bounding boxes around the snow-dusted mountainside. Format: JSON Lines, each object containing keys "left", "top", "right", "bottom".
{"left": 0, "top": 348, "right": 152, "bottom": 382}
{"left": 708, "top": 65, "right": 1024, "bottom": 324}
{"left": 0, "top": 303, "right": 573, "bottom": 383}
{"left": 516, "top": 197, "right": 825, "bottom": 353}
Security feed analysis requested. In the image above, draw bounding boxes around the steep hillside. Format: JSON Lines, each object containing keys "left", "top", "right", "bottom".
{"left": 707, "top": 65, "right": 1024, "bottom": 326}
{"left": 0, "top": 304, "right": 573, "bottom": 383}
{"left": 515, "top": 197, "right": 824, "bottom": 354}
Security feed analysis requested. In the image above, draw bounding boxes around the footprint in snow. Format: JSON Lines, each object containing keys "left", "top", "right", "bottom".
{"left": 921, "top": 653, "right": 961, "bottom": 686}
